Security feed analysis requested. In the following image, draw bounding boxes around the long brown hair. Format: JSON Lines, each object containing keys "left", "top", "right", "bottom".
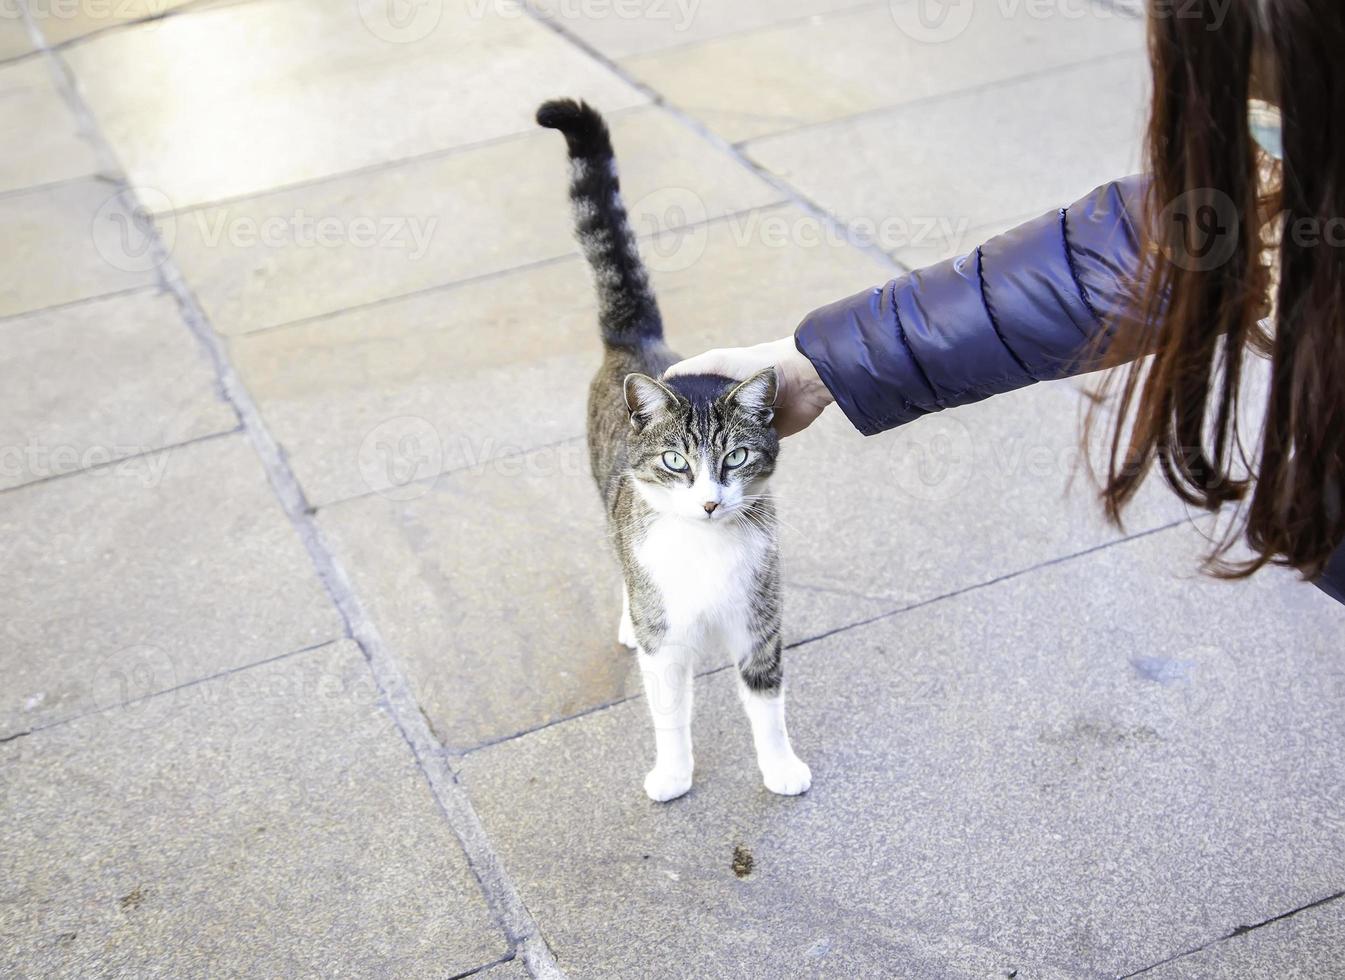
{"left": 1091, "top": 0, "right": 1345, "bottom": 581}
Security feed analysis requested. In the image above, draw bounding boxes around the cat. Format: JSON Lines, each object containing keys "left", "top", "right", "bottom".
{"left": 537, "top": 99, "right": 811, "bottom": 802}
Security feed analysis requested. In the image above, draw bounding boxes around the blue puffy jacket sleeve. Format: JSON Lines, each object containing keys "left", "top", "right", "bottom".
{"left": 795, "top": 177, "right": 1144, "bottom": 434}
{"left": 794, "top": 174, "right": 1345, "bottom": 606}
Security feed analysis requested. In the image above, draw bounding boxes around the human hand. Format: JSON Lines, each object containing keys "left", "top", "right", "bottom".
{"left": 664, "top": 336, "right": 833, "bottom": 437}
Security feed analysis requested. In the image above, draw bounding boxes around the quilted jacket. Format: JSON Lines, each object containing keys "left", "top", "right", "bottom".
{"left": 793, "top": 176, "right": 1345, "bottom": 604}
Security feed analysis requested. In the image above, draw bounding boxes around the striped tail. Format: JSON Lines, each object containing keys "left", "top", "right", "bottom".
{"left": 536, "top": 99, "right": 663, "bottom": 348}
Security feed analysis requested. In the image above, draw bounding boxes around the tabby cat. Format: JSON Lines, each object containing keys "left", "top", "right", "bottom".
{"left": 537, "top": 99, "right": 810, "bottom": 801}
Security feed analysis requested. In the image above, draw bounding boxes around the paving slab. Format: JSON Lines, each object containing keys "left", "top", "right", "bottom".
{"left": 457, "top": 525, "right": 1345, "bottom": 978}
{"left": 747, "top": 54, "right": 1150, "bottom": 269}
{"left": 530, "top": 0, "right": 873, "bottom": 60}
{"left": 65, "top": 0, "right": 645, "bottom": 211}
{"left": 1145, "top": 896, "right": 1345, "bottom": 979}
{"left": 0, "top": 289, "right": 236, "bottom": 491}
{"left": 0, "top": 640, "right": 506, "bottom": 978}
{"left": 233, "top": 203, "right": 893, "bottom": 507}
{"left": 624, "top": 1, "right": 1144, "bottom": 143}
{"left": 0, "top": 435, "right": 344, "bottom": 738}
{"left": 0, "top": 178, "right": 160, "bottom": 317}
{"left": 174, "top": 105, "right": 782, "bottom": 335}
{"left": 0, "top": 58, "right": 100, "bottom": 194}
{"left": 774, "top": 380, "right": 1190, "bottom": 638}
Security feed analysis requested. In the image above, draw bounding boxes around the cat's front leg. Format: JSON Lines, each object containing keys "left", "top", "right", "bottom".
{"left": 736, "top": 634, "right": 811, "bottom": 796}
{"left": 636, "top": 637, "right": 696, "bottom": 802}
{"left": 618, "top": 586, "right": 637, "bottom": 649}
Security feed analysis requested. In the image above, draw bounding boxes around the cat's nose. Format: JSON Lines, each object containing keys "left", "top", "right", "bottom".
{"left": 703, "top": 501, "right": 718, "bottom": 515}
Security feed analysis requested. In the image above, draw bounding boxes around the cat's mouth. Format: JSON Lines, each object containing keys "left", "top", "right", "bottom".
{"left": 684, "top": 505, "right": 732, "bottom": 524}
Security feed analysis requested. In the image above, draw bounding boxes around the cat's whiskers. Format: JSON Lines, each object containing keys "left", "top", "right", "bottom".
{"left": 736, "top": 493, "right": 807, "bottom": 540}
{"left": 729, "top": 508, "right": 776, "bottom": 540}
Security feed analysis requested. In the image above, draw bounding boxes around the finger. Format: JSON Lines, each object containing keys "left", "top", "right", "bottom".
{"left": 663, "top": 349, "right": 734, "bottom": 379}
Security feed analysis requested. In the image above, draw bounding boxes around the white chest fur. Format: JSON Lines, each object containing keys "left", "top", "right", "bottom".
{"left": 634, "top": 515, "right": 768, "bottom": 646}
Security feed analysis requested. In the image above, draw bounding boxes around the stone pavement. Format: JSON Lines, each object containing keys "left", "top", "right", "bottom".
{"left": 1, "top": 1, "right": 1341, "bottom": 977}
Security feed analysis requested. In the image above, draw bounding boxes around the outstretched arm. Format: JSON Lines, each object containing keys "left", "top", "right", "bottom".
{"left": 799, "top": 176, "right": 1145, "bottom": 434}
{"left": 668, "top": 177, "right": 1145, "bottom": 435}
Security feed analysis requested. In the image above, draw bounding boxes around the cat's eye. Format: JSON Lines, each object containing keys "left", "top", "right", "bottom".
{"left": 662, "top": 451, "right": 689, "bottom": 473}
{"left": 724, "top": 448, "right": 749, "bottom": 469}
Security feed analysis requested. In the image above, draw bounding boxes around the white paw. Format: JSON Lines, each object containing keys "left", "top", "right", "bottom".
{"left": 618, "top": 617, "right": 637, "bottom": 649}
{"left": 644, "top": 765, "right": 693, "bottom": 802}
{"left": 760, "top": 755, "right": 812, "bottom": 796}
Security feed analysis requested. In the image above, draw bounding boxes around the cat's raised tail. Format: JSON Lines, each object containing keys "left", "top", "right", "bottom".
{"left": 537, "top": 99, "right": 663, "bottom": 349}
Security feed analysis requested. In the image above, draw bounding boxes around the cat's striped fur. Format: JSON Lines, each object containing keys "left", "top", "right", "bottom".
{"left": 537, "top": 99, "right": 810, "bottom": 801}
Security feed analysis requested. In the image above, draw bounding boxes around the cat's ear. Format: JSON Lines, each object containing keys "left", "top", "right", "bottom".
{"left": 726, "top": 368, "right": 778, "bottom": 422}
{"left": 624, "top": 374, "right": 678, "bottom": 428}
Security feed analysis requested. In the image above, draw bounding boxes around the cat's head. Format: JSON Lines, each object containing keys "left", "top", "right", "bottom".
{"left": 622, "top": 368, "right": 780, "bottom": 523}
